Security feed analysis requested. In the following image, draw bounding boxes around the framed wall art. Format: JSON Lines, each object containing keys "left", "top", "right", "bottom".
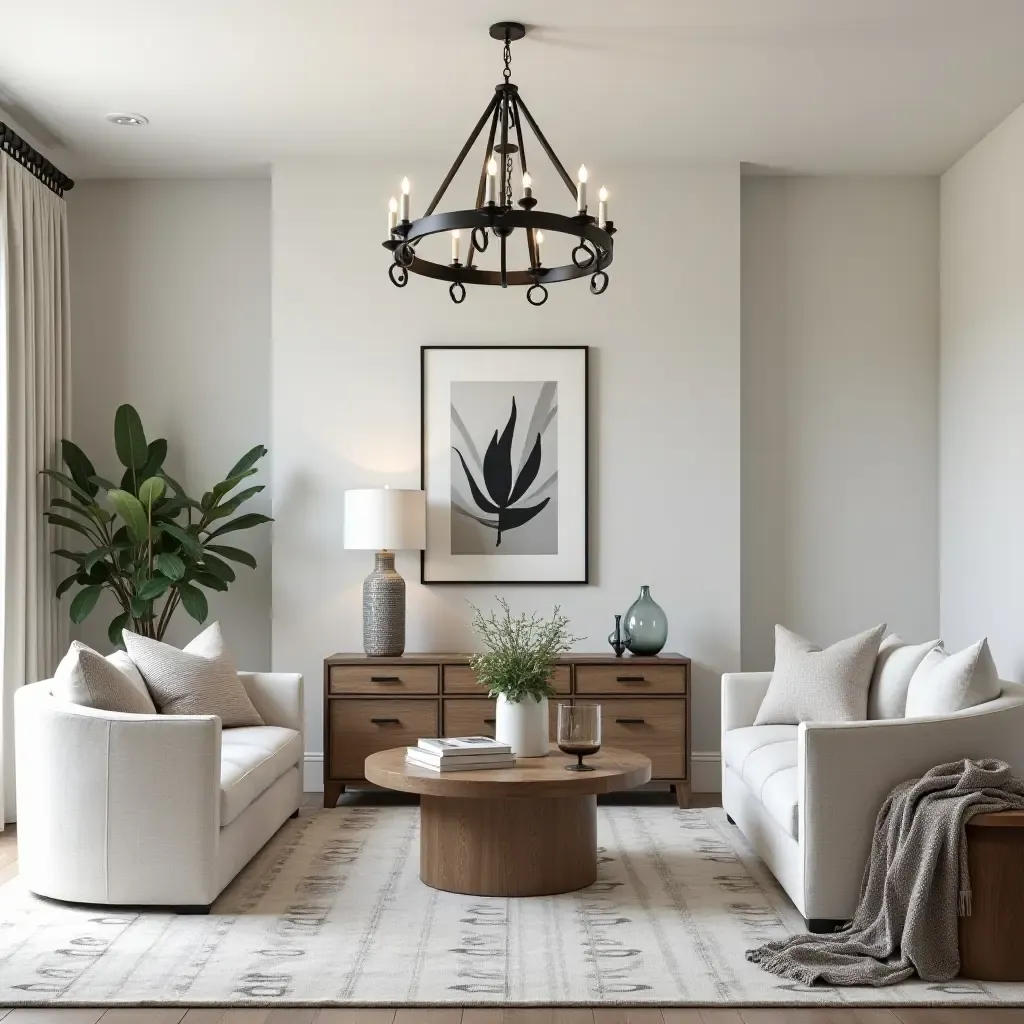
{"left": 420, "top": 345, "right": 589, "bottom": 584}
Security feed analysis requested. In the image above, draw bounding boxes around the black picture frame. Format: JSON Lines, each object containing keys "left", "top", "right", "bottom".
{"left": 420, "top": 344, "right": 589, "bottom": 585}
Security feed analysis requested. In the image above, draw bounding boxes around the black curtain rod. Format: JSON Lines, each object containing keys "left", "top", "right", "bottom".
{"left": 0, "top": 121, "right": 74, "bottom": 198}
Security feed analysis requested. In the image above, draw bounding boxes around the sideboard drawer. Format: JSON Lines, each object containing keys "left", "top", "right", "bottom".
{"left": 575, "top": 664, "right": 685, "bottom": 695}
{"left": 443, "top": 697, "right": 560, "bottom": 740}
{"left": 328, "top": 699, "right": 438, "bottom": 779}
{"left": 329, "top": 664, "right": 438, "bottom": 695}
{"left": 599, "top": 698, "right": 685, "bottom": 778}
{"left": 443, "top": 664, "right": 571, "bottom": 695}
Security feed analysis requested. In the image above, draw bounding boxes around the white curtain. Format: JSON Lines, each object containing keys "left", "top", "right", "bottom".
{"left": 0, "top": 152, "right": 71, "bottom": 825}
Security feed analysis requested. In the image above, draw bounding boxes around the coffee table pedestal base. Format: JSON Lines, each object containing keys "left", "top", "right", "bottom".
{"left": 419, "top": 793, "right": 597, "bottom": 896}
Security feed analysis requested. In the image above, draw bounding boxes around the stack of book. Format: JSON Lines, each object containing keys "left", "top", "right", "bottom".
{"left": 406, "top": 736, "right": 515, "bottom": 772}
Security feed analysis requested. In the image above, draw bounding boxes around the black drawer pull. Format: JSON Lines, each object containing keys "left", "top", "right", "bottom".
{"left": 370, "top": 717, "right": 400, "bottom": 725}
{"left": 484, "top": 717, "right": 496, "bottom": 725}
{"left": 616, "top": 717, "right": 646, "bottom": 725}
{"left": 370, "top": 676, "right": 402, "bottom": 683}
{"left": 616, "top": 675, "right": 646, "bottom": 683}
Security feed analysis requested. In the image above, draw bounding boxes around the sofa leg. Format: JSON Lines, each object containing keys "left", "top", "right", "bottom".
{"left": 726, "top": 814, "right": 735, "bottom": 825}
{"left": 289, "top": 808, "right": 299, "bottom": 819}
{"left": 806, "top": 918, "right": 846, "bottom": 934}
{"left": 175, "top": 905, "right": 212, "bottom": 915}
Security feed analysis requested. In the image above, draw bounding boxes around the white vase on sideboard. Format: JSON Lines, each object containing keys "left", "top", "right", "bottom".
{"left": 495, "top": 693, "right": 549, "bottom": 757}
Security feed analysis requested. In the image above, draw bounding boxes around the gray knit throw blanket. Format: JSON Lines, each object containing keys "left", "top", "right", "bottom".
{"left": 747, "top": 758, "right": 1024, "bottom": 986}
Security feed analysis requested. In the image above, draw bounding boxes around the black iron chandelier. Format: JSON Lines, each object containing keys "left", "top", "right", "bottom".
{"left": 384, "top": 21, "right": 616, "bottom": 307}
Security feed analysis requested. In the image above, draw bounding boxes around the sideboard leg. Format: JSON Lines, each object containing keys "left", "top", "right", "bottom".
{"left": 324, "top": 782, "right": 345, "bottom": 808}
{"left": 673, "top": 781, "right": 692, "bottom": 808}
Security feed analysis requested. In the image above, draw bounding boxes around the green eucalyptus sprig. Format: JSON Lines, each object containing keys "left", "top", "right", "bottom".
{"left": 468, "top": 598, "right": 583, "bottom": 704}
{"left": 42, "top": 403, "right": 272, "bottom": 645}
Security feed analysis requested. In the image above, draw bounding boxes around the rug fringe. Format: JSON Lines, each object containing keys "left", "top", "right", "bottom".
{"left": 959, "top": 888, "right": 972, "bottom": 917}
{"left": 745, "top": 947, "right": 820, "bottom": 987}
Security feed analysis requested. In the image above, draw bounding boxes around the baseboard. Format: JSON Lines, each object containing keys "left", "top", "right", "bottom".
{"left": 304, "top": 751, "right": 722, "bottom": 794}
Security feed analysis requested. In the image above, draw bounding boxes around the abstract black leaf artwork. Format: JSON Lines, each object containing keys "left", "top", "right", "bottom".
{"left": 421, "top": 345, "right": 588, "bottom": 584}
{"left": 450, "top": 381, "right": 558, "bottom": 555}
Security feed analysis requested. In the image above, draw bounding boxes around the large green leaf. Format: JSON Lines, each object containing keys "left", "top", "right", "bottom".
{"left": 40, "top": 469, "right": 94, "bottom": 505}
{"left": 53, "top": 548, "right": 86, "bottom": 565}
{"left": 61, "top": 440, "right": 98, "bottom": 496}
{"left": 129, "top": 596, "right": 149, "bottom": 618}
{"left": 69, "top": 585, "right": 102, "bottom": 624}
{"left": 178, "top": 583, "right": 209, "bottom": 624}
{"left": 113, "top": 405, "right": 149, "bottom": 470}
{"left": 207, "top": 513, "right": 273, "bottom": 539}
{"left": 226, "top": 445, "right": 267, "bottom": 479}
{"left": 89, "top": 474, "right": 119, "bottom": 492}
{"left": 108, "top": 611, "right": 130, "bottom": 647}
{"left": 158, "top": 470, "right": 187, "bottom": 495}
{"left": 138, "top": 439, "right": 168, "bottom": 480}
{"left": 45, "top": 513, "right": 97, "bottom": 541}
{"left": 205, "top": 486, "right": 265, "bottom": 523}
{"left": 137, "top": 576, "right": 170, "bottom": 601}
{"left": 107, "top": 489, "right": 148, "bottom": 544}
{"left": 50, "top": 497, "right": 102, "bottom": 522}
{"left": 192, "top": 571, "right": 228, "bottom": 592}
{"left": 56, "top": 573, "right": 80, "bottom": 599}
{"left": 155, "top": 552, "right": 186, "bottom": 580}
{"left": 138, "top": 476, "right": 166, "bottom": 509}
{"left": 200, "top": 552, "right": 236, "bottom": 583}
{"left": 212, "top": 468, "right": 258, "bottom": 501}
{"left": 160, "top": 521, "right": 204, "bottom": 558}
{"left": 81, "top": 546, "right": 114, "bottom": 572}
{"left": 205, "top": 543, "right": 257, "bottom": 569}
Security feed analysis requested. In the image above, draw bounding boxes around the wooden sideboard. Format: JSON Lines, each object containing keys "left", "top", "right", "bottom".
{"left": 323, "top": 652, "right": 691, "bottom": 808}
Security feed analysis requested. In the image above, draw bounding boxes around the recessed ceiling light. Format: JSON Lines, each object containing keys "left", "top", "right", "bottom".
{"left": 105, "top": 113, "right": 148, "bottom": 126}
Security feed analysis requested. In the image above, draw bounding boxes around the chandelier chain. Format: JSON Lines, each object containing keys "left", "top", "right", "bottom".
{"left": 503, "top": 35, "right": 512, "bottom": 83}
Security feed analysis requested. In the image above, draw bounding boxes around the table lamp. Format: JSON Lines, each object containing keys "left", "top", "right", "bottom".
{"left": 344, "top": 487, "right": 426, "bottom": 656}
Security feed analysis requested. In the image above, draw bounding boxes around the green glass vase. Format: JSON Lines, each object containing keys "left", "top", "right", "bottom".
{"left": 624, "top": 586, "right": 667, "bottom": 656}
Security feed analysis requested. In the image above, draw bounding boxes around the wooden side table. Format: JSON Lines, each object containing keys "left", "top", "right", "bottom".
{"left": 958, "top": 809, "right": 1024, "bottom": 981}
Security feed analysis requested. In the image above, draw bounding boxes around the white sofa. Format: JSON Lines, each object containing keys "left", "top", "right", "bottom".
{"left": 721, "top": 671, "right": 1024, "bottom": 930}
{"left": 14, "top": 670, "right": 303, "bottom": 911}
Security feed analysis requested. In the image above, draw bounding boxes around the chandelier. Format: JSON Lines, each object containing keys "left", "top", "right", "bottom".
{"left": 383, "top": 22, "right": 616, "bottom": 307}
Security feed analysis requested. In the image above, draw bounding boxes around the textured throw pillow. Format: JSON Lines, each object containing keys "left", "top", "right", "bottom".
{"left": 904, "top": 638, "right": 1001, "bottom": 718}
{"left": 53, "top": 641, "right": 157, "bottom": 714}
{"left": 123, "top": 621, "right": 264, "bottom": 727}
{"left": 754, "top": 623, "right": 887, "bottom": 726}
{"left": 867, "top": 634, "right": 942, "bottom": 719}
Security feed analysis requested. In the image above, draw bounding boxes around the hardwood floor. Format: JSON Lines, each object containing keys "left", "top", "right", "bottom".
{"left": 0, "top": 797, "right": 1019, "bottom": 1021}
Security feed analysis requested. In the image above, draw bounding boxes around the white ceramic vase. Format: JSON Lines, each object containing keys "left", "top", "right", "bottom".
{"left": 495, "top": 693, "right": 549, "bottom": 757}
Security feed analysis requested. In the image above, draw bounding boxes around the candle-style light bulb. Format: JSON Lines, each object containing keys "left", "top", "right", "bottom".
{"left": 535, "top": 229, "right": 544, "bottom": 265}
{"left": 485, "top": 156, "right": 498, "bottom": 205}
{"left": 451, "top": 229, "right": 460, "bottom": 263}
{"left": 388, "top": 195, "right": 398, "bottom": 233}
{"left": 598, "top": 186, "right": 609, "bottom": 229}
{"left": 577, "top": 164, "right": 588, "bottom": 213}
{"left": 399, "top": 177, "right": 410, "bottom": 222}
{"left": 522, "top": 171, "right": 532, "bottom": 199}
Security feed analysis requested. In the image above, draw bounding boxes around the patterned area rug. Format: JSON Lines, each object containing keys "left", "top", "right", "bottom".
{"left": 0, "top": 805, "right": 1021, "bottom": 1006}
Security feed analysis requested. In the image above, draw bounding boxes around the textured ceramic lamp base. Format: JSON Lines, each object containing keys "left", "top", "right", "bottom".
{"left": 363, "top": 551, "right": 406, "bottom": 656}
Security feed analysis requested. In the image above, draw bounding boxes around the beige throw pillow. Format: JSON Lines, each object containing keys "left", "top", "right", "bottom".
{"left": 867, "top": 634, "right": 942, "bottom": 719}
{"left": 54, "top": 641, "right": 157, "bottom": 714}
{"left": 123, "top": 621, "right": 264, "bottom": 727}
{"left": 904, "top": 639, "right": 1001, "bottom": 718}
{"left": 754, "top": 623, "right": 887, "bottom": 726}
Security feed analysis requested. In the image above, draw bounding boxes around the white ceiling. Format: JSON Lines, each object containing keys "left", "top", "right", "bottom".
{"left": 3, "top": 0, "right": 1024, "bottom": 179}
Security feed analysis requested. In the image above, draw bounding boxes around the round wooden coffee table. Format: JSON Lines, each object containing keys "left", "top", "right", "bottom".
{"left": 365, "top": 745, "right": 652, "bottom": 897}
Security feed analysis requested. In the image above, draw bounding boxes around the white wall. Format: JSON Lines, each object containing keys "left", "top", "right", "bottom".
{"left": 67, "top": 179, "right": 272, "bottom": 667}
{"left": 940, "top": 102, "right": 1024, "bottom": 680}
{"left": 741, "top": 177, "right": 940, "bottom": 668}
{"left": 271, "top": 162, "right": 742, "bottom": 789}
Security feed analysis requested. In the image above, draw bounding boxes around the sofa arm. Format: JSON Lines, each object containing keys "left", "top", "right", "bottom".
{"left": 238, "top": 671, "right": 303, "bottom": 735}
{"left": 721, "top": 672, "right": 772, "bottom": 733}
{"left": 15, "top": 682, "right": 221, "bottom": 906}
{"left": 799, "top": 692, "right": 1024, "bottom": 921}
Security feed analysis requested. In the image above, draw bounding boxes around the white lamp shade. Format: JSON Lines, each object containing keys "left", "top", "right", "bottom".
{"left": 344, "top": 488, "right": 426, "bottom": 550}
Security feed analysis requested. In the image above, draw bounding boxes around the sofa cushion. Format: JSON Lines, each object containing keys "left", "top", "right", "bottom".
{"left": 904, "top": 638, "right": 1001, "bottom": 718}
{"left": 220, "top": 726, "right": 302, "bottom": 826}
{"left": 723, "top": 725, "right": 800, "bottom": 838}
{"left": 755, "top": 623, "right": 887, "bottom": 725}
{"left": 868, "top": 634, "right": 942, "bottom": 719}
{"left": 53, "top": 641, "right": 157, "bottom": 715}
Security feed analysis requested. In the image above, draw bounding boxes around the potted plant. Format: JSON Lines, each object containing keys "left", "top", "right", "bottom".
{"left": 42, "top": 403, "right": 272, "bottom": 643}
{"left": 469, "top": 599, "right": 581, "bottom": 757}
